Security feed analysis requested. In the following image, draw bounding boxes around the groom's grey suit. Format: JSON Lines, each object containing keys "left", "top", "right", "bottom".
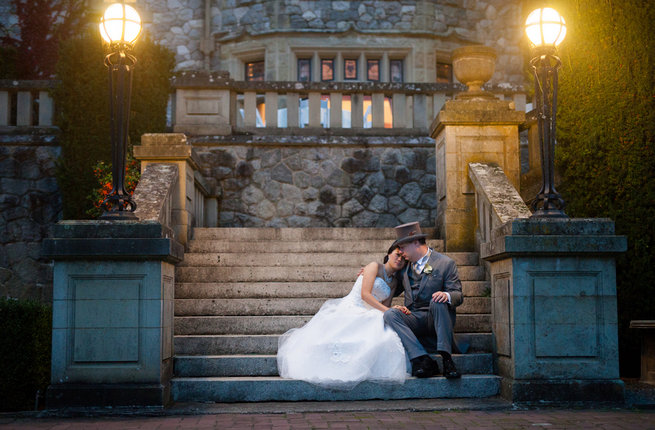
{"left": 383, "top": 250, "right": 463, "bottom": 359}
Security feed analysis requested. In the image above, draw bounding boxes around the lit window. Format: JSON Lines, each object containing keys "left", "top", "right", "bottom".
{"left": 436, "top": 62, "right": 452, "bottom": 83}
{"left": 245, "top": 61, "right": 265, "bottom": 81}
{"left": 298, "top": 58, "right": 311, "bottom": 82}
{"left": 390, "top": 59, "right": 403, "bottom": 83}
{"left": 321, "top": 59, "right": 334, "bottom": 81}
{"left": 367, "top": 59, "right": 380, "bottom": 81}
{"left": 344, "top": 59, "right": 358, "bottom": 80}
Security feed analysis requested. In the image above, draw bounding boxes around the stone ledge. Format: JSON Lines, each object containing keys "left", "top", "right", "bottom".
{"left": 42, "top": 237, "right": 184, "bottom": 263}
{"left": 189, "top": 133, "right": 435, "bottom": 147}
{"left": 481, "top": 234, "right": 628, "bottom": 261}
{"left": 497, "top": 217, "right": 617, "bottom": 237}
{"left": 51, "top": 220, "right": 168, "bottom": 239}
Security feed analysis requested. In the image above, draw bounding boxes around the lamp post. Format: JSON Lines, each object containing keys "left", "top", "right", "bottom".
{"left": 525, "top": 7, "right": 567, "bottom": 218}
{"left": 98, "top": 2, "right": 142, "bottom": 220}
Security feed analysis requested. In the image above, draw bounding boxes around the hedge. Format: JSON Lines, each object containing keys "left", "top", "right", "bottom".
{"left": 0, "top": 298, "right": 52, "bottom": 411}
{"left": 545, "top": 0, "right": 655, "bottom": 376}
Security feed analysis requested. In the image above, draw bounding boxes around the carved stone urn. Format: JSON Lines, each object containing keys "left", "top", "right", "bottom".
{"left": 452, "top": 45, "right": 497, "bottom": 98}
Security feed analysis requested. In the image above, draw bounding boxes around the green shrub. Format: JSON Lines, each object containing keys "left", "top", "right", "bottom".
{"left": 546, "top": 0, "right": 655, "bottom": 376}
{"left": 53, "top": 30, "right": 174, "bottom": 220}
{"left": 0, "top": 298, "right": 52, "bottom": 411}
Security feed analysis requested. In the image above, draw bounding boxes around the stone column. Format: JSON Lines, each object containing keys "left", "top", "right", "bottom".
{"left": 134, "top": 133, "right": 216, "bottom": 246}
{"left": 481, "top": 218, "right": 627, "bottom": 402}
{"left": 43, "top": 221, "right": 183, "bottom": 407}
{"left": 430, "top": 98, "right": 524, "bottom": 251}
{"left": 431, "top": 46, "right": 524, "bottom": 251}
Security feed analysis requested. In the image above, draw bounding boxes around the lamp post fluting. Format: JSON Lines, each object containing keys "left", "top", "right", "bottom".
{"left": 98, "top": 2, "right": 142, "bottom": 220}
{"left": 525, "top": 7, "right": 568, "bottom": 218}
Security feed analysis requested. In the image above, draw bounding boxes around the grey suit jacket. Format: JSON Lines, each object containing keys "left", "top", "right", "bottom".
{"left": 400, "top": 251, "right": 463, "bottom": 311}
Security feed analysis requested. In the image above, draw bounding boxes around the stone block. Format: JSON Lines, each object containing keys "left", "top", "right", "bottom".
{"left": 46, "top": 222, "right": 179, "bottom": 407}
{"left": 482, "top": 218, "right": 625, "bottom": 402}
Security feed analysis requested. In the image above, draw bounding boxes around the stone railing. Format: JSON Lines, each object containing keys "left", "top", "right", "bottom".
{"left": 468, "top": 162, "right": 531, "bottom": 248}
{"left": 134, "top": 133, "right": 221, "bottom": 247}
{"left": 172, "top": 71, "right": 526, "bottom": 135}
{"left": 0, "top": 80, "right": 56, "bottom": 128}
{"left": 133, "top": 163, "right": 179, "bottom": 238}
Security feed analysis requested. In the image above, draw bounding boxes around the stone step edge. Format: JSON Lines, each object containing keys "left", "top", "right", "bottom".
{"left": 174, "top": 353, "right": 492, "bottom": 359}
{"left": 170, "top": 374, "right": 501, "bottom": 402}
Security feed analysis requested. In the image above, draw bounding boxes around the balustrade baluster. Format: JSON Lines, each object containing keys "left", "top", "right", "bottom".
{"left": 17, "top": 91, "right": 32, "bottom": 126}
{"left": 287, "top": 93, "right": 299, "bottom": 128}
{"left": 308, "top": 92, "right": 321, "bottom": 128}
{"left": 372, "top": 93, "right": 385, "bottom": 128}
{"left": 330, "top": 93, "right": 342, "bottom": 128}
{"left": 0, "top": 91, "right": 9, "bottom": 126}
{"left": 392, "top": 93, "right": 406, "bottom": 128}
{"left": 38, "top": 91, "right": 53, "bottom": 127}
{"left": 413, "top": 93, "right": 427, "bottom": 129}
{"left": 351, "top": 93, "right": 363, "bottom": 128}
{"left": 244, "top": 91, "right": 257, "bottom": 127}
{"left": 265, "top": 92, "right": 278, "bottom": 128}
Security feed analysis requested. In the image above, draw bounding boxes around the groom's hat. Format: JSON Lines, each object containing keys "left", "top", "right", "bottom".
{"left": 393, "top": 221, "right": 427, "bottom": 246}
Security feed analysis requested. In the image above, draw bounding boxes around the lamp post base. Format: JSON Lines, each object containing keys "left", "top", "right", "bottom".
{"left": 531, "top": 208, "right": 568, "bottom": 218}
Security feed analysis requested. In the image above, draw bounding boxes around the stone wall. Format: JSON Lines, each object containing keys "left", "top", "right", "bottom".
{"left": 194, "top": 141, "right": 437, "bottom": 227}
{"left": 139, "top": 0, "right": 524, "bottom": 84}
{"left": 0, "top": 141, "right": 61, "bottom": 301}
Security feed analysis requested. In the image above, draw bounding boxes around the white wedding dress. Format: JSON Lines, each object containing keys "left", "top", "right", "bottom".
{"left": 277, "top": 275, "right": 409, "bottom": 390}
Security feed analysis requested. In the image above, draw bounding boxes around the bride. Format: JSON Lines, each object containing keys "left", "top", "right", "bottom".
{"left": 277, "top": 243, "right": 410, "bottom": 389}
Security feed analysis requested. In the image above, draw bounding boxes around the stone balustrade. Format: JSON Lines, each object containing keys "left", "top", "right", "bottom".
{"left": 0, "top": 80, "right": 56, "bottom": 128}
{"left": 172, "top": 71, "right": 526, "bottom": 136}
{"left": 134, "top": 133, "right": 221, "bottom": 246}
{"left": 468, "top": 162, "right": 531, "bottom": 248}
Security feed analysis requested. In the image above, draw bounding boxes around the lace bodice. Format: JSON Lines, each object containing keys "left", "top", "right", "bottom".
{"left": 345, "top": 276, "right": 391, "bottom": 307}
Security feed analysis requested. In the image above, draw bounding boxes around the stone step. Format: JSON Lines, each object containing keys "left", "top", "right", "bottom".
{"left": 175, "top": 280, "right": 491, "bottom": 299}
{"left": 175, "top": 265, "right": 486, "bottom": 283}
{"left": 174, "top": 314, "right": 491, "bottom": 335}
{"left": 193, "top": 227, "right": 439, "bottom": 241}
{"left": 174, "top": 297, "right": 490, "bottom": 317}
{"left": 171, "top": 374, "right": 501, "bottom": 402}
{"left": 187, "top": 239, "right": 445, "bottom": 253}
{"left": 174, "top": 333, "right": 492, "bottom": 355}
{"left": 178, "top": 251, "right": 480, "bottom": 267}
{"left": 174, "top": 353, "right": 494, "bottom": 377}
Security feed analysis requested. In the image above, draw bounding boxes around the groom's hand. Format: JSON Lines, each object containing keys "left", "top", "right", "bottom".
{"left": 432, "top": 291, "right": 449, "bottom": 303}
{"left": 393, "top": 305, "right": 411, "bottom": 315}
{"left": 356, "top": 267, "right": 365, "bottom": 277}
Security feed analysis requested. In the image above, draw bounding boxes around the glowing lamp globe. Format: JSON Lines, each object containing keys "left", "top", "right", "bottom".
{"left": 525, "top": 7, "right": 566, "bottom": 48}
{"left": 99, "top": 3, "right": 142, "bottom": 46}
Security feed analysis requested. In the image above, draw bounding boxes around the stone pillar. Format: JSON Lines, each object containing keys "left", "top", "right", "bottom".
{"left": 43, "top": 221, "right": 183, "bottom": 407}
{"left": 481, "top": 218, "right": 627, "bottom": 402}
{"left": 430, "top": 97, "right": 524, "bottom": 251}
{"left": 134, "top": 133, "right": 208, "bottom": 246}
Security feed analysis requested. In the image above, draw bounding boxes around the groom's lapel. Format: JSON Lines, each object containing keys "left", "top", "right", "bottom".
{"left": 416, "top": 252, "right": 437, "bottom": 297}
{"left": 403, "top": 265, "right": 414, "bottom": 307}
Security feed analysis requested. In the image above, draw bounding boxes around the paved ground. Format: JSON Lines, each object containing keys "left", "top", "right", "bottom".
{"left": 1, "top": 409, "right": 654, "bottom": 429}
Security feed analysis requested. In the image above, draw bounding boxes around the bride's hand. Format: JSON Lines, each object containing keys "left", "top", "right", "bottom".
{"left": 393, "top": 305, "right": 411, "bottom": 315}
{"left": 356, "top": 267, "right": 365, "bottom": 277}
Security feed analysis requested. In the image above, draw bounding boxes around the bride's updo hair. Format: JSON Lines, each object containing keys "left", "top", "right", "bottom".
{"left": 383, "top": 243, "right": 400, "bottom": 264}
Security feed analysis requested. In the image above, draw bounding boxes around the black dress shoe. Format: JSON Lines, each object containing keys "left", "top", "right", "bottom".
{"left": 442, "top": 355, "right": 461, "bottom": 379}
{"left": 411, "top": 355, "right": 440, "bottom": 378}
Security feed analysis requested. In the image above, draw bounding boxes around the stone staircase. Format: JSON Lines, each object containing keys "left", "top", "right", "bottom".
{"left": 171, "top": 228, "right": 499, "bottom": 402}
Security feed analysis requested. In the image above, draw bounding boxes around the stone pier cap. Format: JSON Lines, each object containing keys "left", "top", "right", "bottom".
{"left": 43, "top": 220, "right": 184, "bottom": 263}
{"left": 481, "top": 218, "right": 627, "bottom": 262}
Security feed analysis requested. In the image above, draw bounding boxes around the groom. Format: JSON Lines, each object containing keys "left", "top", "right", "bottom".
{"left": 384, "top": 221, "right": 463, "bottom": 379}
